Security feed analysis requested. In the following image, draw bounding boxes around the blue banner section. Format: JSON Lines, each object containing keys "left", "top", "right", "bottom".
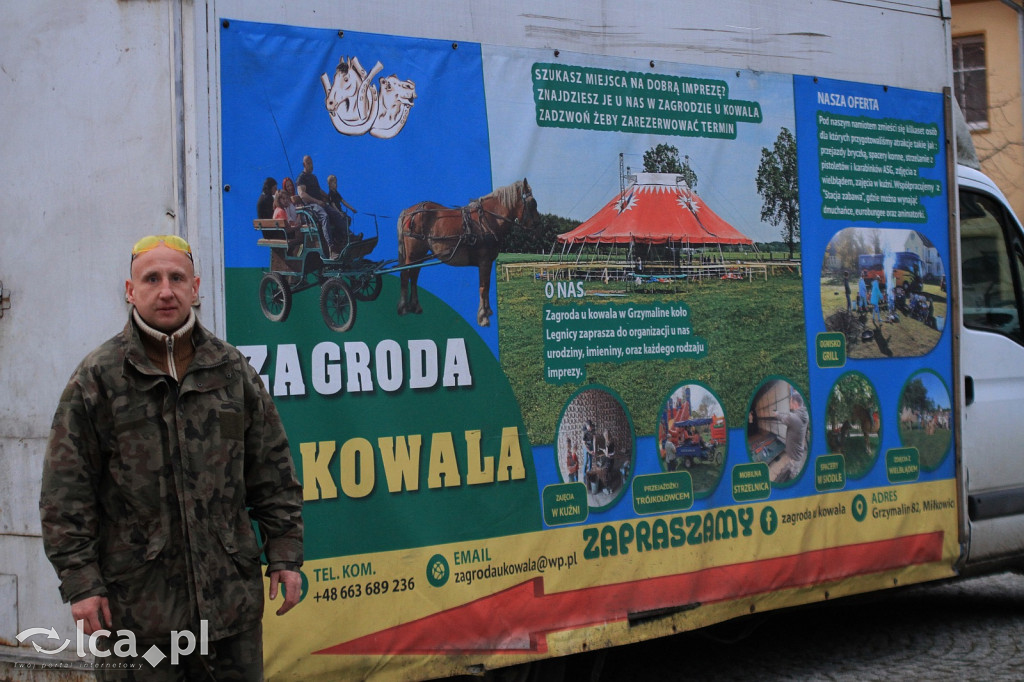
{"left": 794, "top": 75, "right": 953, "bottom": 487}
{"left": 221, "top": 20, "right": 497, "bottom": 350}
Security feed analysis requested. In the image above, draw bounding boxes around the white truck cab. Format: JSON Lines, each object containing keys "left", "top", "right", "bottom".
{"left": 958, "top": 164, "right": 1024, "bottom": 571}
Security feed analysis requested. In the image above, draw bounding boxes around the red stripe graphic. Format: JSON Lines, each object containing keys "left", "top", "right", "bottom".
{"left": 316, "top": 532, "right": 944, "bottom": 656}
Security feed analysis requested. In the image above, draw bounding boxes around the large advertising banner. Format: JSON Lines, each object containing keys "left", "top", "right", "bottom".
{"left": 221, "top": 19, "right": 958, "bottom": 681}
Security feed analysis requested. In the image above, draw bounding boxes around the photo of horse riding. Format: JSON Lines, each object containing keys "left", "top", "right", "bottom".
{"left": 825, "top": 371, "right": 882, "bottom": 479}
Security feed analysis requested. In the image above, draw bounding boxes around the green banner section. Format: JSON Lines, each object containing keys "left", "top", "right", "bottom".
{"left": 815, "top": 454, "right": 846, "bottom": 491}
{"left": 632, "top": 472, "right": 694, "bottom": 515}
{"left": 543, "top": 301, "right": 709, "bottom": 384}
{"left": 887, "top": 447, "right": 920, "bottom": 483}
{"left": 816, "top": 331, "right": 846, "bottom": 368}
{"left": 227, "top": 269, "right": 543, "bottom": 559}
{"left": 731, "top": 463, "right": 771, "bottom": 501}
{"left": 532, "top": 62, "right": 762, "bottom": 138}
{"left": 543, "top": 483, "right": 589, "bottom": 525}
{"left": 817, "top": 112, "right": 941, "bottom": 223}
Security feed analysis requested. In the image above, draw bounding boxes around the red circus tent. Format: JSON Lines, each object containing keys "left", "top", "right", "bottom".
{"left": 557, "top": 173, "right": 753, "bottom": 246}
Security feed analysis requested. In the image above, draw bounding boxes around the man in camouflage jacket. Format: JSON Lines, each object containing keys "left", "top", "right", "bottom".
{"left": 40, "top": 235, "right": 303, "bottom": 679}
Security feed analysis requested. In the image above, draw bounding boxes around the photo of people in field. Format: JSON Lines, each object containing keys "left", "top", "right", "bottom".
{"left": 820, "top": 228, "right": 946, "bottom": 359}
{"left": 898, "top": 369, "right": 952, "bottom": 470}
{"left": 656, "top": 383, "right": 727, "bottom": 497}
{"left": 825, "top": 372, "right": 882, "bottom": 479}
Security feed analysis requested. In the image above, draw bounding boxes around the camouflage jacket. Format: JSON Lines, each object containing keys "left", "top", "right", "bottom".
{"left": 40, "top": 314, "right": 303, "bottom": 640}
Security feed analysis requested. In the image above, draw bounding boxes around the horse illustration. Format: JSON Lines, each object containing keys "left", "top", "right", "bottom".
{"left": 371, "top": 74, "right": 417, "bottom": 139}
{"left": 396, "top": 178, "right": 538, "bottom": 326}
{"left": 321, "top": 56, "right": 417, "bottom": 138}
{"left": 321, "top": 56, "right": 382, "bottom": 136}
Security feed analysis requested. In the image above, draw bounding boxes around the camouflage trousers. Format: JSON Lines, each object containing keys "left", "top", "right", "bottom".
{"left": 94, "top": 624, "right": 263, "bottom": 681}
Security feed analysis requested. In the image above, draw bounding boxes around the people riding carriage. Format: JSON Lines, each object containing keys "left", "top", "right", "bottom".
{"left": 297, "top": 183, "right": 361, "bottom": 259}
{"left": 257, "top": 161, "right": 362, "bottom": 260}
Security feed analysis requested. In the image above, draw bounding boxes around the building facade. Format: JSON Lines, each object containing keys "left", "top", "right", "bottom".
{"left": 951, "top": 0, "right": 1024, "bottom": 219}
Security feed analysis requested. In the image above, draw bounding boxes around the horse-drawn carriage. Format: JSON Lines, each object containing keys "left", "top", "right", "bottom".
{"left": 254, "top": 206, "right": 382, "bottom": 332}
{"left": 254, "top": 178, "right": 538, "bottom": 332}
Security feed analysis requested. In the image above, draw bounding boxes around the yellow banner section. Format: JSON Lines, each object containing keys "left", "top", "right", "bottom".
{"left": 263, "top": 479, "right": 958, "bottom": 680}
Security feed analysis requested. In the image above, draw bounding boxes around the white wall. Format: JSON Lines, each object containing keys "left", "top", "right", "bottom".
{"left": 0, "top": 1, "right": 180, "bottom": 665}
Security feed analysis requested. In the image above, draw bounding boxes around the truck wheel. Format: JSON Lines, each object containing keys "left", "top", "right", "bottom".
{"left": 320, "top": 278, "right": 356, "bottom": 332}
{"left": 259, "top": 272, "right": 292, "bottom": 323}
{"left": 348, "top": 273, "right": 383, "bottom": 301}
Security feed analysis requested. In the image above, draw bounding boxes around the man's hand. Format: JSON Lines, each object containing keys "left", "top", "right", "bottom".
{"left": 71, "top": 595, "right": 111, "bottom": 635}
{"left": 269, "top": 569, "right": 302, "bottom": 616}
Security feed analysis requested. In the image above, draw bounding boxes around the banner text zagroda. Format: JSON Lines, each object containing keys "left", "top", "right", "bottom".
{"left": 239, "top": 337, "right": 528, "bottom": 502}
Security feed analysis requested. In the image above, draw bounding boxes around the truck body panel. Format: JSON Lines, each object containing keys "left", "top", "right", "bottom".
{"left": 3, "top": 1, "right": 1024, "bottom": 679}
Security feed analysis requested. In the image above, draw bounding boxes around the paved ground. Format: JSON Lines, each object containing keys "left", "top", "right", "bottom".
{"left": 592, "top": 571, "right": 1024, "bottom": 681}
{"left": 5, "top": 573, "right": 1021, "bottom": 681}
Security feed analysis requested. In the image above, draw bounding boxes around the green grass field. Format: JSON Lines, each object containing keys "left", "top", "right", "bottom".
{"left": 497, "top": 263, "right": 809, "bottom": 445}
{"left": 840, "top": 434, "right": 882, "bottom": 479}
{"left": 820, "top": 280, "right": 947, "bottom": 358}
{"left": 898, "top": 427, "right": 953, "bottom": 471}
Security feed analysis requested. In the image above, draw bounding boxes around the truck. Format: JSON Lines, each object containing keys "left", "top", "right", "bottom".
{"left": 3, "top": 1, "right": 1024, "bottom": 680}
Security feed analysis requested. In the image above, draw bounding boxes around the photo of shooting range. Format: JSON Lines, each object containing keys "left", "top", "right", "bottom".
{"left": 746, "top": 378, "right": 810, "bottom": 485}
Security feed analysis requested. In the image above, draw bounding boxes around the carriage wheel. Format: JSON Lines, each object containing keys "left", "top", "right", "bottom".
{"left": 347, "top": 273, "right": 383, "bottom": 302}
{"left": 259, "top": 272, "right": 292, "bottom": 323}
{"left": 320, "top": 278, "right": 356, "bottom": 332}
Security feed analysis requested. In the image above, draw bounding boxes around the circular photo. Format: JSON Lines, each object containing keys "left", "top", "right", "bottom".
{"left": 656, "top": 383, "right": 727, "bottom": 498}
{"left": 820, "top": 227, "right": 946, "bottom": 359}
{"left": 825, "top": 372, "right": 882, "bottom": 479}
{"left": 556, "top": 386, "right": 634, "bottom": 511}
{"left": 746, "top": 378, "right": 810, "bottom": 485}
{"left": 898, "top": 369, "right": 952, "bottom": 471}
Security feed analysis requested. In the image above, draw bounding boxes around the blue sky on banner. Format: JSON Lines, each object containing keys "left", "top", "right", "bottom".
{"left": 482, "top": 45, "right": 796, "bottom": 242}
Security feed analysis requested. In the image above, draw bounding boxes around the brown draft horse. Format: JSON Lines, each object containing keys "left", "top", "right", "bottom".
{"left": 396, "top": 178, "right": 538, "bottom": 326}
{"left": 851, "top": 403, "right": 879, "bottom": 454}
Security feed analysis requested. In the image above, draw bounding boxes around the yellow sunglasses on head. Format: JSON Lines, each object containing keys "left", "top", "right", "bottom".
{"left": 131, "top": 235, "right": 193, "bottom": 262}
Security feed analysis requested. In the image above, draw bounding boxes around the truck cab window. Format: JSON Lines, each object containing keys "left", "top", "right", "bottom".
{"left": 960, "top": 189, "right": 1024, "bottom": 340}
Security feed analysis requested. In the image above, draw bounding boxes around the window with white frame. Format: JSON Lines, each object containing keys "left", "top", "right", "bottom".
{"left": 953, "top": 34, "right": 988, "bottom": 130}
